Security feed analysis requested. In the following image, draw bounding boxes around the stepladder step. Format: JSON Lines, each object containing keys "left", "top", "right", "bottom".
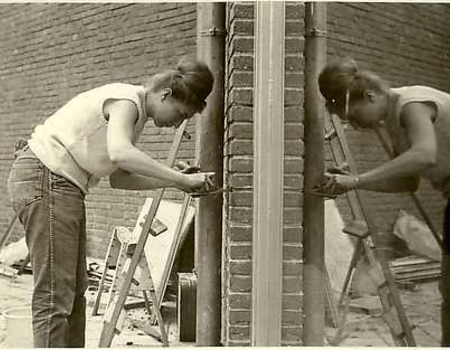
{"left": 343, "top": 220, "right": 369, "bottom": 238}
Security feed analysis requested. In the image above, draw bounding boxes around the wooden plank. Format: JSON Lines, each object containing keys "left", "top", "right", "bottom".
{"left": 139, "top": 198, "right": 194, "bottom": 305}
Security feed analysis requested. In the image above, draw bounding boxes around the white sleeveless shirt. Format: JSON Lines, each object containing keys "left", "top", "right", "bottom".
{"left": 28, "top": 83, "right": 149, "bottom": 194}
{"left": 386, "top": 85, "right": 450, "bottom": 197}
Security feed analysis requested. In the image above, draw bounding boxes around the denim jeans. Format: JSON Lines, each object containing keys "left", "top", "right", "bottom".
{"left": 7, "top": 147, "right": 88, "bottom": 348}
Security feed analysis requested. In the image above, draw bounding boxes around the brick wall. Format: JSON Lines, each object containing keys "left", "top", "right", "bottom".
{"left": 2, "top": 2, "right": 449, "bottom": 347}
{"left": 327, "top": 3, "right": 450, "bottom": 232}
{"left": 223, "top": 2, "right": 304, "bottom": 346}
{"left": 0, "top": 3, "right": 198, "bottom": 258}
{"left": 223, "top": 2, "right": 450, "bottom": 346}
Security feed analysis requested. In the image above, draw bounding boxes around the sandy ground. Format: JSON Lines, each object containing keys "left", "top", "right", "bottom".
{"left": 0, "top": 270, "right": 442, "bottom": 348}
{"left": 325, "top": 281, "right": 441, "bottom": 347}
{"left": 0, "top": 272, "right": 190, "bottom": 348}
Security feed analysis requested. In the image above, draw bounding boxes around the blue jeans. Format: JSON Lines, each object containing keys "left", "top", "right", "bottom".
{"left": 7, "top": 147, "right": 88, "bottom": 348}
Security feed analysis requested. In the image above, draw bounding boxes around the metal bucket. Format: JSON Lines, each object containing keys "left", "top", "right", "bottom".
{"left": 2, "top": 306, "right": 33, "bottom": 348}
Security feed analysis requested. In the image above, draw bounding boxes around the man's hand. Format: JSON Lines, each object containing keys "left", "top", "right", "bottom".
{"left": 310, "top": 165, "right": 359, "bottom": 198}
{"left": 173, "top": 161, "right": 201, "bottom": 174}
{"left": 320, "top": 172, "right": 359, "bottom": 197}
{"left": 173, "top": 161, "right": 216, "bottom": 193}
{"left": 178, "top": 172, "right": 216, "bottom": 193}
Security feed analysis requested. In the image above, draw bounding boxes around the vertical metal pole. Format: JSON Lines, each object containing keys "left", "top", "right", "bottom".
{"left": 303, "top": 2, "right": 327, "bottom": 346}
{"left": 251, "top": 2, "right": 285, "bottom": 346}
{"left": 195, "top": 2, "right": 226, "bottom": 346}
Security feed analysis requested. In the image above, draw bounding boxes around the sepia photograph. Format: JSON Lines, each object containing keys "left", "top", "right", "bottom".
{"left": 0, "top": 1, "right": 448, "bottom": 347}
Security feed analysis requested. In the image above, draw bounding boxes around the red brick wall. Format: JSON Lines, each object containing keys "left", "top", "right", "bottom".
{"left": 0, "top": 3, "right": 198, "bottom": 258}
{"left": 223, "top": 2, "right": 304, "bottom": 346}
{"left": 327, "top": 3, "right": 450, "bottom": 232}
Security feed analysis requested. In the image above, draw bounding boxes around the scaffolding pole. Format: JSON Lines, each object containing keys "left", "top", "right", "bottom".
{"left": 303, "top": 2, "right": 327, "bottom": 346}
{"left": 195, "top": 2, "right": 226, "bottom": 346}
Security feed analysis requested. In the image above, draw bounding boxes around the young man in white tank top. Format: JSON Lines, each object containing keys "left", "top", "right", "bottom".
{"left": 7, "top": 59, "right": 215, "bottom": 348}
{"left": 318, "top": 58, "right": 450, "bottom": 346}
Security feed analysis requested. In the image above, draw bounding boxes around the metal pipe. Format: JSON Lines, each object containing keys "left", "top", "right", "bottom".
{"left": 195, "top": 2, "right": 226, "bottom": 346}
{"left": 251, "top": 1, "right": 285, "bottom": 346}
{"left": 303, "top": 2, "right": 327, "bottom": 346}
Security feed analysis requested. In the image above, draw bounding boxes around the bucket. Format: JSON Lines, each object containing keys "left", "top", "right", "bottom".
{"left": 2, "top": 306, "right": 33, "bottom": 348}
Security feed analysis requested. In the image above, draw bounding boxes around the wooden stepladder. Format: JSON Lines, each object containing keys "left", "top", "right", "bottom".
{"left": 97, "top": 120, "right": 190, "bottom": 347}
{"left": 324, "top": 113, "right": 416, "bottom": 346}
{"left": 93, "top": 225, "right": 170, "bottom": 345}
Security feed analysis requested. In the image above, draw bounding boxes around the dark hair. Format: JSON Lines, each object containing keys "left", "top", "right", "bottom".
{"left": 149, "top": 58, "right": 214, "bottom": 112}
{"left": 319, "top": 58, "right": 388, "bottom": 113}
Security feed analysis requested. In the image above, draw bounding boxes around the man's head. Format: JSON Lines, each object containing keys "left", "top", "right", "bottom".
{"left": 145, "top": 58, "right": 214, "bottom": 128}
{"left": 319, "top": 58, "right": 390, "bottom": 129}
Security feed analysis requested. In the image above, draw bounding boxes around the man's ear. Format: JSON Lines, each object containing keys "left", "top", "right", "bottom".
{"left": 365, "top": 90, "right": 377, "bottom": 102}
{"left": 161, "top": 88, "right": 173, "bottom": 100}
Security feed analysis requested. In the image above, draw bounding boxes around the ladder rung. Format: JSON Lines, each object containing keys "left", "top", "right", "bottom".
{"left": 343, "top": 220, "right": 369, "bottom": 238}
{"left": 325, "top": 128, "right": 337, "bottom": 141}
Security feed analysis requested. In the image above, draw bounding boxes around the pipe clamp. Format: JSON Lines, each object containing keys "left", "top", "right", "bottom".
{"left": 200, "top": 27, "right": 227, "bottom": 37}
{"left": 306, "top": 28, "right": 327, "bottom": 37}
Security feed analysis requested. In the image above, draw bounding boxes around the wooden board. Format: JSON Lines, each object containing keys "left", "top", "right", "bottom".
{"left": 178, "top": 272, "right": 197, "bottom": 342}
{"left": 131, "top": 198, "right": 195, "bottom": 305}
{"left": 325, "top": 200, "right": 355, "bottom": 294}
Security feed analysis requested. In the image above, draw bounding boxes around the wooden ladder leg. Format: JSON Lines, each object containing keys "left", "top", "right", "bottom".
{"left": 92, "top": 228, "right": 120, "bottom": 316}
{"left": 138, "top": 257, "right": 169, "bottom": 347}
{"left": 338, "top": 240, "right": 363, "bottom": 307}
{"left": 106, "top": 241, "right": 128, "bottom": 309}
{"left": 327, "top": 113, "right": 416, "bottom": 346}
{"left": 98, "top": 121, "right": 187, "bottom": 347}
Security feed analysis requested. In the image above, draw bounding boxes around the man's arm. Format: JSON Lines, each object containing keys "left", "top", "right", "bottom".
{"left": 104, "top": 100, "right": 209, "bottom": 192}
{"left": 355, "top": 102, "right": 437, "bottom": 192}
{"left": 322, "top": 102, "right": 437, "bottom": 195}
{"left": 109, "top": 169, "right": 176, "bottom": 190}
